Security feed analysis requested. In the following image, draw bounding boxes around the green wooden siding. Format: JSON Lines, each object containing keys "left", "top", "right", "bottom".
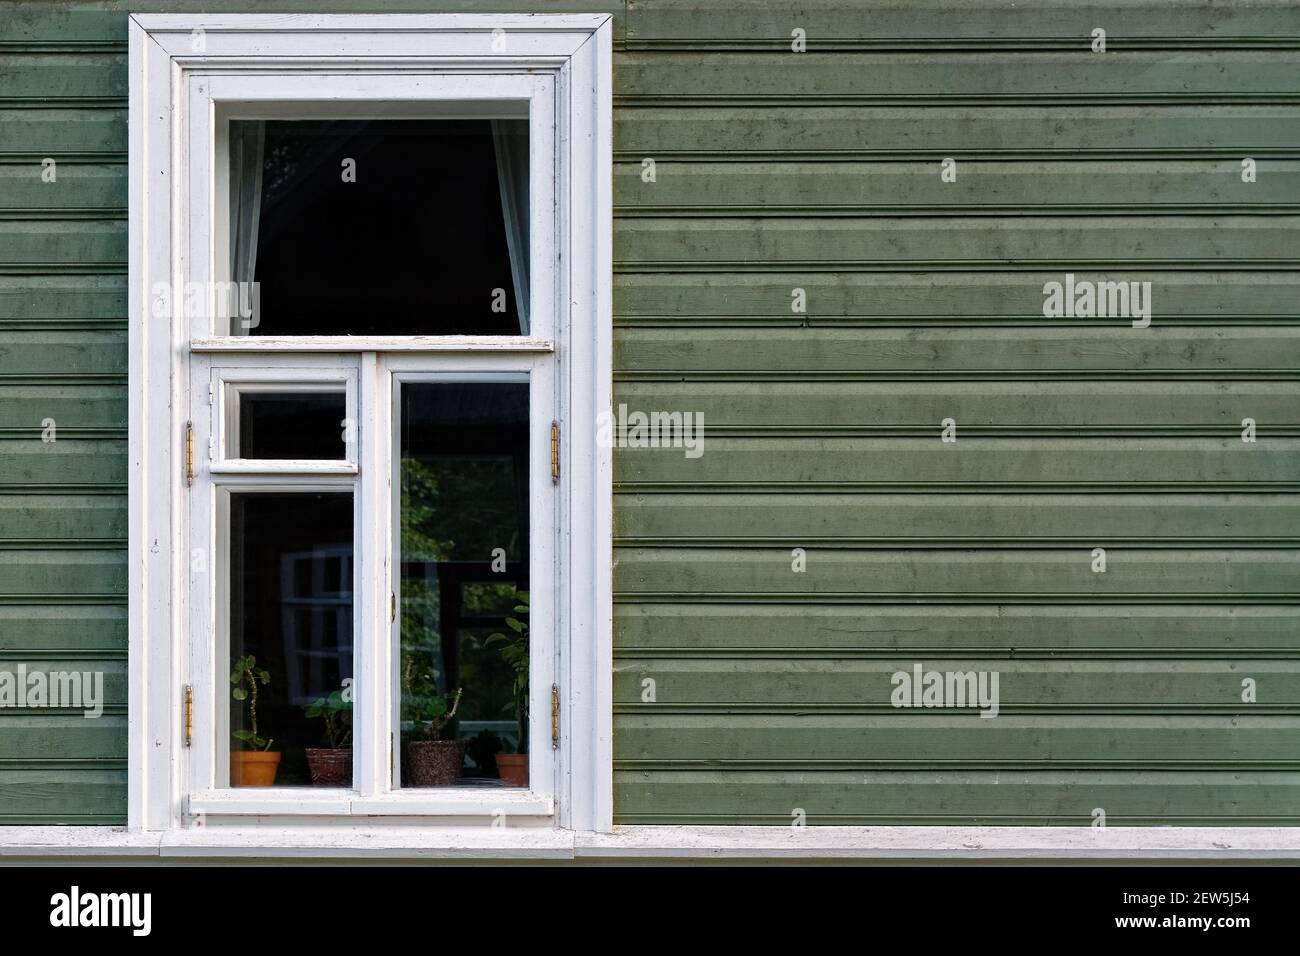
{"left": 1, "top": 0, "right": 1298, "bottom": 826}
{"left": 610, "top": 0, "right": 1300, "bottom": 825}
{"left": 0, "top": 0, "right": 131, "bottom": 819}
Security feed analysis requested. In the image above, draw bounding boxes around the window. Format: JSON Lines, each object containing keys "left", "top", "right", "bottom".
{"left": 223, "top": 118, "right": 531, "bottom": 337}
{"left": 129, "top": 15, "right": 612, "bottom": 835}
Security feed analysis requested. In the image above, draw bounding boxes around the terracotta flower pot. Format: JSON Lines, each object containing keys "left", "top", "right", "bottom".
{"left": 496, "top": 753, "right": 529, "bottom": 788}
{"left": 305, "top": 747, "right": 353, "bottom": 786}
{"left": 404, "top": 739, "right": 465, "bottom": 787}
{"left": 230, "top": 750, "right": 280, "bottom": 787}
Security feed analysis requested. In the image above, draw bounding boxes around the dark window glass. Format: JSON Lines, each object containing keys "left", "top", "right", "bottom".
{"left": 236, "top": 391, "right": 347, "bottom": 460}
{"left": 229, "top": 119, "right": 529, "bottom": 336}
{"left": 229, "top": 493, "right": 353, "bottom": 788}
{"left": 398, "top": 382, "right": 530, "bottom": 787}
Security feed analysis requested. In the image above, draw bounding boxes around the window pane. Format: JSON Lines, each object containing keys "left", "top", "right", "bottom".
{"left": 227, "top": 119, "right": 529, "bottom": 336}
{"left": 398, "top": 382, "right": 530, "bottom": 788}
{"left": 235, "top": 390, "right": 347, "bottom": 460}
{"left": 229, "top": 493, "right": 354, "bottom": 788}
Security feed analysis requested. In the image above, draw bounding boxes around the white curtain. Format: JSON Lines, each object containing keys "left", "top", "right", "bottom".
{"left": 228, "top": 121, "right": 265, "bottom": 335}
{"left": 492, "top": 120, "right": 530, "bottom": 335}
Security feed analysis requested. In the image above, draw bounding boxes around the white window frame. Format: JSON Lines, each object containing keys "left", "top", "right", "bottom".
{"left": 213, "top": 364, "right": 358, "bottom": 471}
{"left": 127, "top": 14, "right": 613, "bottom": 837}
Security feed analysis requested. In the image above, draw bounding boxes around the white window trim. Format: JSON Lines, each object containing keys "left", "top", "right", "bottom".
{"left": 212, "top": 362, "right": 358, "bottom": 468}
{"left": 127, "top": 14, "right": 613, "bottom": 837}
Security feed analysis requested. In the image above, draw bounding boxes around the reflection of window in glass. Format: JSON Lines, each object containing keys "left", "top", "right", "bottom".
{"left": 398, "top": 381, "right": 530, "bottom": 788}
{"left": 228, "top": 493, "right": 354, "bottom": 788}
{"left": 227, "top": 119, "right": 529, "bottom": 336}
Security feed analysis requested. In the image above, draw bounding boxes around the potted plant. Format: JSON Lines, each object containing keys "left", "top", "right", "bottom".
{"left": 229, "top": 654, "right": 279, "bottom": 786}
{"left": 402, "top": 659, "right": 464, "bottom": 787}
{"left": 486, "top": 591, "right": 529, "bottom": 787}
{"left": 303, "top": 685, "right": 352, "bottom": 786}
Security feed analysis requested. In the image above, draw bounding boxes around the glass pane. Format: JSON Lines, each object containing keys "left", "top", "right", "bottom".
{"left": 227, "top": 119, "right": 529, "bottom": 336}
{"left": 228, "top": 493, "right": 354, "bottom": 788}
{"left": 398, "top": 382, "right": 530, "bottom": 789}
{"left": 235, "top": 390, "right": 347, "bottom": 460}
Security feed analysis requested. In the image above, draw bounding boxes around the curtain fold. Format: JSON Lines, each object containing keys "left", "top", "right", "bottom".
{"left": 229, "top": 121, "right": 265, "bottom": 335}
{"left": 491, "top": 120, "right": 530, "bottom": 335}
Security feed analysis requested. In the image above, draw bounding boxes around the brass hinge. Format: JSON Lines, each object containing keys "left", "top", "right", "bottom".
{"left": 183, "top": 684, "right": 193, "bottom": 747}
{"left": 550, "top": 683, "right": 560, "bottom": 749}
{"left": 550, "top": 420, "right": 560, "bottom": 485}
{"left": 184, "top": 421, "right": 195, "bottom": 487}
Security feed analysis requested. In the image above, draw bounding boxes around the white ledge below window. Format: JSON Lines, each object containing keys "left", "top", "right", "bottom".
{"left": 186, "top": 788, "right": 554, "bottom": 818}
{"left": 208, "top": 461, "right": 359, "bottom": 476}
{"left": 189, "top": 336, "right": 556, "bottom": 353}
{"left": 1, "top": 827, "right": 1299, "bottom": 862}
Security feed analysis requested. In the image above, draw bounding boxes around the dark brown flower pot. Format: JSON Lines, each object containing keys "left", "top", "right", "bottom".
{"left": 496, "top": 753, "right": 529, "bottom": 788}
{"left": 305, "top": 747, "right": 353, "bottom": 786}
{"left": 404, "top": 739, "right": 465, "bottom": 787}
{"left": 230, "top": 750, "right": 280, "bottom": 787}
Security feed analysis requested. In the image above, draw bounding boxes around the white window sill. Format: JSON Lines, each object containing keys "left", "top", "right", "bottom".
{"left": 187, "top": 788, "right": 554, "bottom": 818}
{"left": 574, "top": 826, "right": 1300, "bottom": 862}
{"left": 190, "top": 336, "right": 556, "bottom": 353}
{"left": 2, "top": 826, "right": 1300, "bottom": 862}
{"left": 209, "top": 461, "right": 359, "bottom": 476}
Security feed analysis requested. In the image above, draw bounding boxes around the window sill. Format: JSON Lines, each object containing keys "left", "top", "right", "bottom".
{"left": 191, "top": 336, "right": 555, "bottom": 353}
{"left": 187, "top": 788, "right": 554, "bottom": 818}
{"left": 2, "top": 826, "right": 1300, "bottom": 862}
{"left": 209, "top": 461, "right": 358, "bottom": 476}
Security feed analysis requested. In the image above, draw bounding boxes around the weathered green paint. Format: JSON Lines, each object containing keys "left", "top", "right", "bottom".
{"left": 614, "top": 272, "right": 1300, "bottom": 324}
{"left": 614, "top": 604, "right": 1300, "bottom": 657}
{"left": 614, "top": 495, "right": 1300, "bottom": 542}
{"left": 610, "top": 1, "right": 1300, "bottom": 826}
{"left": 612, "top": 771, "right": 1300, "bottom": 826}
{"left": 615, "top": 161, "right": 1300, "bottom": 213}
{"left": 612, "top": 660, "right": 1300, "bottom": 710}
{"left": 614, "top": 439, "right": 1300, "bottom": 486}
{"left": 1, "top": 0, "right": 1297, "bottom": 827}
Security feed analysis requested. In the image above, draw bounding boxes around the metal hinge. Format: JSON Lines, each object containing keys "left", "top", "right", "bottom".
{"left": 550, "top": 683, "right": 560, "bottom": 749}
{"left": 550, "top": 421, "right": 560, "bottom": 484}
{"left": 390, "top": 591, "right": 396, "bottom": 623}
{"left": 184, "top": 421, "right": 195, "bottom": 487}
{"left": 183, "top": 684, "right": 193, "bottom": 747}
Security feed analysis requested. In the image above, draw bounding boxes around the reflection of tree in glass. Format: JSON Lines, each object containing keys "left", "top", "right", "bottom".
{"left": 401, "top": 457, "right": 455, "bottom": 561}
{"left": 455, "top": 627, "right": 515, "bottom": 730}
{"left": 404, "top": 455, "right": 522, "bottom": 561}
{"left": 399, "top": 455, "right": 525, "bottom": 745}
{"left": 261, "top": 137, "right": 305, "bottom": 205}
{"left": 486, "top": 591, "right": 529, "bottom": 756}
{"left": 400, "top": 457, "right": 454, "bottom": 738}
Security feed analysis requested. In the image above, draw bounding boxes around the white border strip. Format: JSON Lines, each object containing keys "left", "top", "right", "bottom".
{"left": 2, "top": 826, "right": 1300, "bottom": 862}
